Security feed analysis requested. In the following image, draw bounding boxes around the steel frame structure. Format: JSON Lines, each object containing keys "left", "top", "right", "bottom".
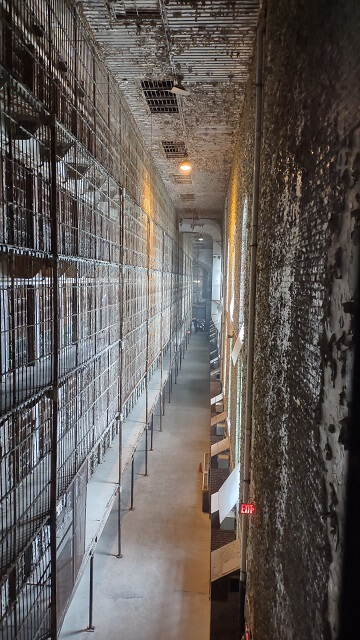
{"left": 0, "top": 1, "right": 193, "bottom": 638}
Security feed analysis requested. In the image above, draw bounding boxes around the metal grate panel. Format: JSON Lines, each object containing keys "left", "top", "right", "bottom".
{"left": 180, "top": 194, "right": 195, "bottom": 201}
{"left": 141, "top": 81, "right": 178, "bottom": 113}
{"left": 173, "top": 174, "right": 192, "bottom": 185}
{"left": 162, "top": 141, "right": 187, "bottom": 158}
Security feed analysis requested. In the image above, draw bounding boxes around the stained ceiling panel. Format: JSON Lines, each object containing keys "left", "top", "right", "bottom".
{"left": 82, "top": 0, "right": 260, "bottom": 219}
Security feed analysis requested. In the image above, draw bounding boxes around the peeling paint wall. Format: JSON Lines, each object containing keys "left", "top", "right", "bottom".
{"left": 82, "top": 0, "right": 260, "bottom": 219}
{"left": 222, "top": 1, "right": 360, "bottom": 638}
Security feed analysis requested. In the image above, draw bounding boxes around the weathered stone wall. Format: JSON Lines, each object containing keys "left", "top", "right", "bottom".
{"left": 223, "top": 1, "right": 360, "bottom": 638}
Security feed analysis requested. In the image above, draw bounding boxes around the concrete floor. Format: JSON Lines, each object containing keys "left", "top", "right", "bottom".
{"left": 60, "top": 332, "right": 211, "bottom": 640}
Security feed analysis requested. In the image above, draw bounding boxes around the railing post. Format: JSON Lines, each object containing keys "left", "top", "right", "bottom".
{"left": 130, "top": 455, "right": 135, "bottom": 510}
{"left": 86, "top": 555, "right": 95, "bottom": 631}
{"left": 150, "top": 413, "right": 154, "bottom": 451}
{"left": 144, "top": 426, "right": 148, "bottom": 476}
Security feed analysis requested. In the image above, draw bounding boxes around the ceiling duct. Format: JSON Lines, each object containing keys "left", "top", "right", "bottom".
{"left": 115, "top": 10, "right": 161, "bottom": 21}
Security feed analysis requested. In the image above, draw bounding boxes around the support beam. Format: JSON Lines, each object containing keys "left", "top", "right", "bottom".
{"left": 144, "top": 426, "right": 148, "bottom": 476}
{"left": 50, "top": 85, "right": 59, "bottom": 640}
{"left": 160, "top": 391, "right": 163, "bottom": 431}
{"left": 150, "top": 413, "right": 154, "bottom": 451}
{"left": 117, "top": 416, "right": 123, "bottom": 559}
{"left": 86, "top": 555, "right": 95, "bottom": 632}
{"left": 130, "top": 455, "right": 135, "bottom": 510}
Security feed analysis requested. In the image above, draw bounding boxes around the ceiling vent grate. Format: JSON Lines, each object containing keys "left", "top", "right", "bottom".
{"left": 173, "top": 174, "right": 192, "bottom": 185}
{"left": 180, "top": 193, "right": 195, "bottom": 201}
{"left": 141, "top": 81, "right": 178, "bottom": 113}
{"left": 162, "top": 140, "right": 187, "bottom": 157}
{"left": 116, "top": 10, "right": 161, "bottom": 21}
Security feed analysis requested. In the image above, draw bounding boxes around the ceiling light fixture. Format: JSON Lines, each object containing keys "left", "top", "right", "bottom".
{"left": 171, "top": 75, "right": 189, "bottom": 96}
{"left": 198, "top": 236, "right": 203, "bottom": 241}
{"left": 179, "top": 156, "right": 192, "bottom": 173}
{"left": 171, "top": 82, "right": 189, "bottom": 96}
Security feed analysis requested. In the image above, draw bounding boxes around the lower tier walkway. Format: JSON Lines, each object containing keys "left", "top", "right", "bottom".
{"left": 60, "top": 332, "right": 211, "bottom": 640}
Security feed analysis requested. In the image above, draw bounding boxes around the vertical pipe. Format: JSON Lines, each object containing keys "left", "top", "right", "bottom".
{"left": 162, "top": 388, "right": 165, "bottom": 416}
{"left": 150, "top": 413, "right": 154, "bottom": 451}
{"left": 160, "top": 230, "right": 164, "bottom": 431}
{"left": 145, "top": 217, "right": 150, "bottom": 426}
{"left": 130, "top": 455, "right": 135, "bottom": 510}
{"left": 117, "top": 188, "right": 126, "bottom": 559}
{"left": 169, "top": 337, "right": 172, "bottom": 402}
{"left": 87, "top": 555, "right": 95, "bottom": 631}
{"left": 168, "top": 369, "right": 172, "bottom": 404}
{"left": 160, "top": 390, "right": 163, "bottom": 431}
{"left": 239, "top": 18, "right": 265, "bottom": 631}
{"left": 144, "top": 426, "right": 148, "bottom": 476}
{"left": 169, "top": 243, "right": 173, "bottom": 402}
{"left": 117, "top": 415, "right": 123, "bottom": 558}
{"left": 49, "top": 74, "right": 59, "bottom": 640}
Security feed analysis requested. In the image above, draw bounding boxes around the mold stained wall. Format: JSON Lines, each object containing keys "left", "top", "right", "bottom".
{"left": 222, "top": 1, "right": 360, "bottom": 639}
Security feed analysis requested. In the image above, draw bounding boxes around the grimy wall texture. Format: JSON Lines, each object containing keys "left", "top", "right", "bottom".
{"left": 224, "top": 1, "right": 360, "bottom": 639}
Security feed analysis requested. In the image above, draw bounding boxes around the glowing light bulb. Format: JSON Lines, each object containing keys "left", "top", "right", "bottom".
{"left": 179, "top": 160, "right": 192, "bottom": 173}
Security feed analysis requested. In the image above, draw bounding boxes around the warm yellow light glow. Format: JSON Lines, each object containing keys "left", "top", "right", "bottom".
{"left": 179, "top": 160, "right": 192, "bottom": 173}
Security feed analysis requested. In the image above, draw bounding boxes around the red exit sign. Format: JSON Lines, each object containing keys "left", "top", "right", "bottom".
{"left": 240, "top": 503, "right": 255, "bottom": 515}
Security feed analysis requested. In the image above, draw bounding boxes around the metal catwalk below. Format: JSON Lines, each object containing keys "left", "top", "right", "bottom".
{"left": 59, "top": 332, "right": 211, "bottom": 640}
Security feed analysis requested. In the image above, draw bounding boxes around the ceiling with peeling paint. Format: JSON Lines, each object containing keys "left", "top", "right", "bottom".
{"left": 82, "top": 0, "right": 260, "bottom": 220}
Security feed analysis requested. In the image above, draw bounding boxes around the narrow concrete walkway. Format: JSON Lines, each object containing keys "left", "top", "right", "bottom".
{"left": 60, "top": 333, "right": 211, "bottom": 640}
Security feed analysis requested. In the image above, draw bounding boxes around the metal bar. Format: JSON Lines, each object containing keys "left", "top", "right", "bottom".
{"left": 117, "top": 415, "right": 123, "bottom": 559}
{"left": 160, "top": 230, "right": 164, "bottom": 431}
{"left": 160, "top": 389, "right": 163, "bottom": 431}
{"left": 150, "top": 413, "right": 154, "bottom": 451}
{"left": 145, "top": 216, "right": 150, "bottom": 426}
{"left": 117, "top": 187, "right": 126, "bottom": 560}
{"left": 144, "top": 426, "right": 148, "bottom": 476}
{"left": 86, "top": 555, "right": 95, "bottom": 631}
{"left": 50, "top": 78, "right": 59, "bottom": 640}
{"left": 130, "top": 455, "right": 135, "bottom": 510}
